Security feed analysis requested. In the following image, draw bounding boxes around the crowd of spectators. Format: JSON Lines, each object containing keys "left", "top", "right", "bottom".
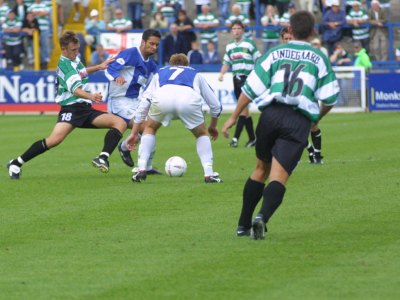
{"left": 0, "top": 0, "right": 399, "bottom": 71}
{"left": 1, "top": 0, "right": 52, "bottom": 70}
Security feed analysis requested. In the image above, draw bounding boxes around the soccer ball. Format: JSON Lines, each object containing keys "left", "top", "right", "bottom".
{"left": 165, "top": 156, "right": 187, "bottom": 177}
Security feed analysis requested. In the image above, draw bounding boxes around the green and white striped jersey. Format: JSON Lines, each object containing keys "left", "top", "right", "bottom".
{"left": 0, "top": 3, "right": 10, "bottom": 25}
{"left": 346, "top": 9, "right": 369, "bottom": 40}
{"left": 107, "top": 17, "right": 132, "bottom": 29}
{"left": 223, "top": 37, "right": 261, "bottom": 77}
{"left": 242, "top": 41, "right": 339, "bottom": 123}
{"left": 261, "top": 15, "right": 280, "bottom": 42}
{"left": 27, "top": 1, "right": 50, "bottom": 31}
{"left": 2, "top": 17, "right": 23, "bottom": 46}
{"left": 55, "top": 56, "right": 91, "bottom": 106}
{"left": 193, "top": 13, "right": 219, "bottom": 44}
{"left": 156, "top": 0, "right": 176, "bottom": 19}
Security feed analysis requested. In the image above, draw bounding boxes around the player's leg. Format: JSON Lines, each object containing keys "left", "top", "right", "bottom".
{"left": 311, "top": 125, "right": 323, "bottom": 163}
{"left": 117, "top": 118, "right": 136, "bottom": 167}
{"left": 236, "top": 158, "right": 270, "bottom": 236}
{"left": 7, "top": 122, "right": 75, "bottom": 179}
{"left": 90, "top": 113, "right": 126, "bottom": 173}
{"left": 231, "top": 77, "right": 246, "bottom": 147}
{"left": 251, "top": 157, "right": 289, "bottom": 240}
{"left": 107, "top": 97, "right": 135, "bottom": 167}
{"left": 138, "top": 121, "right": 162, "bottom": 175}
{"left": 190, "top": 123, "right": 222, "bottom": 183}
{"left": 306, "top": 139, "right": 315, "bottom": 163}
{"left": 244, "top": 109, "right": 256, "bottom": 147}
{"left": 177, "top": 89, "right": 222, "bottom": 183}
{"left": 132, "top": 118, "right": 162, "bottom": 182}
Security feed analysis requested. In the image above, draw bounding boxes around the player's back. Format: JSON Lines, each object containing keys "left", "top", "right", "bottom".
{"left": 158, "top": 66, "right": 198, "bottom": 89}
{"left": 244, "top": 41, "right": 339, "bottom": 122}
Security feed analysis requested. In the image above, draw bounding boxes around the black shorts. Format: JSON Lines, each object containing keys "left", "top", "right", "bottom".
{"left": 57, "top": 102, "right": 106, "bottom": 128}
{"left": 233, "top": 75, "right": 247, "bottom": 100}
{"left": 255, "top": 102, "right": 312, "bottom": 174}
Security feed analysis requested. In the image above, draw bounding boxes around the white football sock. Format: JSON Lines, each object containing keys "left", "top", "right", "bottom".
{"left": 120, "top": 140, "right": 129, "bottom": 151}
{"left": 138, "top": 134, "right": 155, "bottom": 171}
{"left": 196, "top": 135, "right": 214, "bottom": 177}
{"left": 146, "top": 147, "right": 156, "bottom": 171}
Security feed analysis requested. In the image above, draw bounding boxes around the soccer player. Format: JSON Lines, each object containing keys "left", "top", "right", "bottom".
{"left": 105, "top": 29, "right": 162, "bottom": 174}
{"left": 126, "top": 53, "right": 223, "bottom": 183}
{"left": 280, "top": 26, "right": 323, "bottom": 164}
{"left": 222, "top": 11, "right": 339, "bottom": 239}
{"left": 7, "top": 31, "right": 127, "bottom": 179}
{"left": 218, "top": 20, "right": 261, "bottom": 148}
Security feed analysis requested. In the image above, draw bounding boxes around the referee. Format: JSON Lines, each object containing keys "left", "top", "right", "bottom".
{"left": 222, "top": 11, "right": 340, "bottom": 240}
{"left": 218, "top": 20, "right": 261, "bottom": 148}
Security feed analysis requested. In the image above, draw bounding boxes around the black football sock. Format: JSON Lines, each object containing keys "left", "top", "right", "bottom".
{"left": 311, "top": 129, "right": 322, "bottom": 152}
{"left": 258, "top": 181, "right": 286, "bottom": 223}
{"left": 245, "top": 116, "right": 256, "bottom": 141}
{"left": 238, "top": 177, "right": 265, "bottom": 229}
{"left": 102, "top": 128, "right": 123, "bottom": 156}
{"left": 233, "top": 115, "right": 246, "bottom": 140}
{"left": 17, "top": 139, "right": 49, "bottom": 165}
{"left": 306, "top": 142, "right": 314, "bottom": 154}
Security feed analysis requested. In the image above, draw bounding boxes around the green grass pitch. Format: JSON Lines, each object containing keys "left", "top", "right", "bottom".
{"left": 1, "top": 112, "right": 399, "bottom": 299}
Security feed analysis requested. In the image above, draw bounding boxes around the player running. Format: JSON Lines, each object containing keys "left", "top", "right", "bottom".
{"left": 222, "top": 11, "right": 339, "bottom": 239}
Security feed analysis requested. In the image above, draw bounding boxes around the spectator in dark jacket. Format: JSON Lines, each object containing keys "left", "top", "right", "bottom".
{"left": 322, "top": 0, "right": 346, "bottom": 55}
{"left": 163, "top": 23, "right": 186, "bottom": 64}
{"left": 21, "top": 11, "right": 40, "bottom": 65}
{"left": 175, "top": 9, "right": 196, "bottom": 54}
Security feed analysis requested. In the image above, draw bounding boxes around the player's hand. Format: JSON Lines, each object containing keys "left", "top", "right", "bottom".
{"left": 222, "top": 117, "right": 236, "bottom": 138}
{"left": 91, "top": 92, "right": 103, "bottom": 103}
{"left": 115, "top": 76, "right": 127, "bottom": 85}
{"left": 98, "top": 56, "right": 115, "bottom": 70}
{"left": 218, "top": 73, "right": 224, "bottom": 81}
{"left": 126, "top": 134, "right": 140, "bottom": 151}
{"left": 208, "top": 126, "right": 219, "bottom": 141}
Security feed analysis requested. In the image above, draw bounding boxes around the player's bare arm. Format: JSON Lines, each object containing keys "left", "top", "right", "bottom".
{"left": 74, "top": 87, "right": 103, "bottom": 103}
{"left": 86, "top": 56, "right": 115, "bottom": 74}
{"left": 208, "top": 117, "right": 219, "bottom": 141}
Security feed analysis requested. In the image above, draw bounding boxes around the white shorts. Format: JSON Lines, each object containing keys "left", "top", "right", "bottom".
{"left": 149, "top": 85, "right": 204, "bottom": 130}
{"left": 73, "top": 0, "right": 89, "bottom": 6}
{"left": 107, "top": 96, "right": 140, "bottom": 122}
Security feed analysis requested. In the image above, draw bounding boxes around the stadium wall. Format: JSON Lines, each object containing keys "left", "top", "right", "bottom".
{"left": 1, "top": 68, "right": 394, "bottom": 114}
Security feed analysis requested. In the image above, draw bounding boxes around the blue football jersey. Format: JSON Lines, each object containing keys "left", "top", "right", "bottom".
{"left": 141, "top": 65, "right": 222, "bottom": 119}
{"left": 158, "top": 66, "right": 198, "bottom": 89}
{"left": 105, "top": 47, "right": 158, "bottom": 99}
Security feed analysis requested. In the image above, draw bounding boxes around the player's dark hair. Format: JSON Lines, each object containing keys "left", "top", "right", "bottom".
{"left": 142, "top": 29, "right": 162, "bottom": 41}
{"left": 59, "top": 31, "right": 79, "bottom": 48}
{"left": 231, "top": 20, "right": 245, "bottom": 29}
{"left": 169, "top": 53, "right": 189, "bottom": 66}
{"left": 289, "top": 11, "right": 315, "bottom": 40}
